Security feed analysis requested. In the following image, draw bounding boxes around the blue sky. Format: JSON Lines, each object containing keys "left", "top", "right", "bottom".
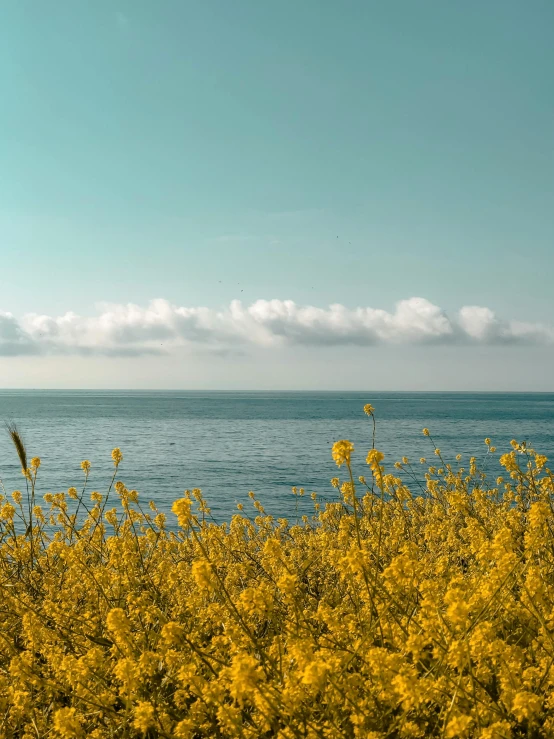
{"left": 1, "top": 1, "right": 553, "bottom": 388}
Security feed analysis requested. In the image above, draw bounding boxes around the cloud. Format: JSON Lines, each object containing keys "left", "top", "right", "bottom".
{"left": 0, "top": 298, "right": 551, "bottom": 357}
{"left": 0, "top": 312, "right": 40, "bottom": 356}
{"left": 458, "top": 306, "right": 554, "bottom": 345}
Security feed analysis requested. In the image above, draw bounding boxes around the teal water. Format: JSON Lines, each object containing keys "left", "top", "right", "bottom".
{"left": 0, "top": 391, "right": 552, "bottom": 522}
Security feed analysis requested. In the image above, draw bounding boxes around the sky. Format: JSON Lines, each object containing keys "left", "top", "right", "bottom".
{"left": 1, "top": 0, "right": 553, "bottom": 389}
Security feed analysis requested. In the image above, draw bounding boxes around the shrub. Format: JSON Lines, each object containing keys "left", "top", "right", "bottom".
{"left": 0, "top": 410, "right": 553, "bottom": 737}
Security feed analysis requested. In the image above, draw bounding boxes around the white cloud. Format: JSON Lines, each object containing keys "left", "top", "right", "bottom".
{"left": 0, "top": 297, "right": 550, "bottom": 357}
{"left": 0, "top": 312, "right": 39, "bottom": 356}
{"left": 457, "top": 305, "right": 506, "bottom": 342}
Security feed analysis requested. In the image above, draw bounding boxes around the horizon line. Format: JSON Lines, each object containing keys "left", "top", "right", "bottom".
{"left": 0, "top": 388, "right": 553, "bottom": 394}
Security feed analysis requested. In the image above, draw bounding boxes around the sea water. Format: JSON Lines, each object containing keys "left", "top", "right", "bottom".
{"left": 0, "top": 391, "right": 552, "bottom": 522}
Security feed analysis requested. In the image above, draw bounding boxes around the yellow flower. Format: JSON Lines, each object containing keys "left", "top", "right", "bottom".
{"left": 113, "top": 657, "right": 139, "bottom": 693}
{"left": 2, "top": 422, "right": 554, "bottom": 737}
{"left": 30, "top": 457, "right": 41, "bottom": 471}
{"left": 366, "top": 449, "right": 384, "bottom": 467}
{"left": 340, "top": 480, "right": 354, "bottom": 499}
{"left": 536, "top": 454, "right": 548, "bottom": 469}
{"left": 479, "top": 722, "right": 512, "bottom": 739}
{"left": 277, "top": 572, "right": 297, "bottom": 595}
{"left": 161, "top": 621, "right": 184, "bottom": 645}
{"left": 33, "top": 505, "right": 45, "bottom": 522}
{"left": 331, "top": 440, "right": 354, "bottom": 468}
{"left": 485, "top": 437, "right": 491, "bottom": 445}
{"left": 105, "top": 507, "right": 118, "bottom": 525}
{"left": 172, "top": 497, "right": 192, "bottom": 527}
{"left": 174, "top": 719, "right": 195, "bottom": 739}
{"left": 445, "top": 714, "right": 472, "bottom": 738}
{"left": 133, "top": 701, "right": 156, "bottom": 733}
{"left": 192, "top": 559, "right": 213, "bottom": 589}
{"left": 511, "top": 691, "right": 542, "bottom": 721}
{"left": 53, "top": 707, "right": 82, "bottom": 738}
{"left": 0, "top": 502, "right": 15, "bottom": 520}
{"left": 500, "top": 452, "right": 518, "bottom": 471}
{"left": 422, "top": 428, "right": 430, "bottom": 436}
{"left": 111, "top": 447, "right": 123, "bottom": 466}
{"left": 302, "top": 658, "right": 330, "bottom": 688}
{"left": 106, "top": 607, "right": 130, "bottom": 636}
{"left": 228, "top": 653, "right": 262, "bottom": 705}
{"left": 81, "top": 460, "right": 91, "bottom": 474}
{"left": 363, "top": 403, "right": 375, "bottom": 416}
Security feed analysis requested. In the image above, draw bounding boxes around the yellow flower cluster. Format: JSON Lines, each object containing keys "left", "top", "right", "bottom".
{"left": 0, "top": 417, "right": 553, "bottom": 738}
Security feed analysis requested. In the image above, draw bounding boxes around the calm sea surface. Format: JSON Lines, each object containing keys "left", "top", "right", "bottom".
{"left": 0, "top": 391, "right": 552, "bottom": 522}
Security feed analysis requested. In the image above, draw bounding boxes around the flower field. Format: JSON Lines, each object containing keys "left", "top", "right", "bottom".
{"left": 0, "top": 407, "right": 553, "bottom": 738}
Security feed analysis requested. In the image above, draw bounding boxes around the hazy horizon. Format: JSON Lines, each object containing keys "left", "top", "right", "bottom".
{"left": 1, "top": 388, "right": 554, "bottom": 394}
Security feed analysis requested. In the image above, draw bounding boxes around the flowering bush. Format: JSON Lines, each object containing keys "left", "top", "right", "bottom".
{"left": 0, "top": 410, "right": 553, "bottom": 738}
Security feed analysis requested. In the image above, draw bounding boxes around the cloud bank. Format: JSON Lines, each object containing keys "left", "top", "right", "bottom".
{"left": 0, "top": 298, "right": 552, "bottom": 357}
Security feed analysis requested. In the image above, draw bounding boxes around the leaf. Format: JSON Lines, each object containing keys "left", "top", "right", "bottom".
{"left": 85, "top": 634, "right": 113, "bottom": 647}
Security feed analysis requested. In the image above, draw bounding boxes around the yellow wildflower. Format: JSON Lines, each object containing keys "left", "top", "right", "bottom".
{"left": 192, "top": 559, "right": 213, "bottom": 590}
{"left": 172, "top": 497, "right": 192, "bottom": 527}
{"left": 0, "top": 419, "right": 553, "bottom": 738}
{"left": 445, "top": 714, "right": 472, "bottom": 738}
{"left": 111, "top": 447, "right": 123, "bottom": 466}
{"left": 228, "top": 653, "right": 262, "bottom": 705}
{"left": 366, "top": 449, "right": 384, "bottom": 467}
{"left": 511, "top": 691, "right": 542, "bottom": 722}
{"left": 133, "top": 701, "right": 156, "bottom": 733}
{"left": 52, "top": 707, "right": 82, "bottom": 738}
{"left": 331, "top": 440, "right": 354, "bottom": 467}
{"left": 106, "top": 607, "right": 130, "bottom": 636}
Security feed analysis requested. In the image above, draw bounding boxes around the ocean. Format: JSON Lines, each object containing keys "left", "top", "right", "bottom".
{"left": 0, "top": 391, "right": 552, "bottom": 523}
